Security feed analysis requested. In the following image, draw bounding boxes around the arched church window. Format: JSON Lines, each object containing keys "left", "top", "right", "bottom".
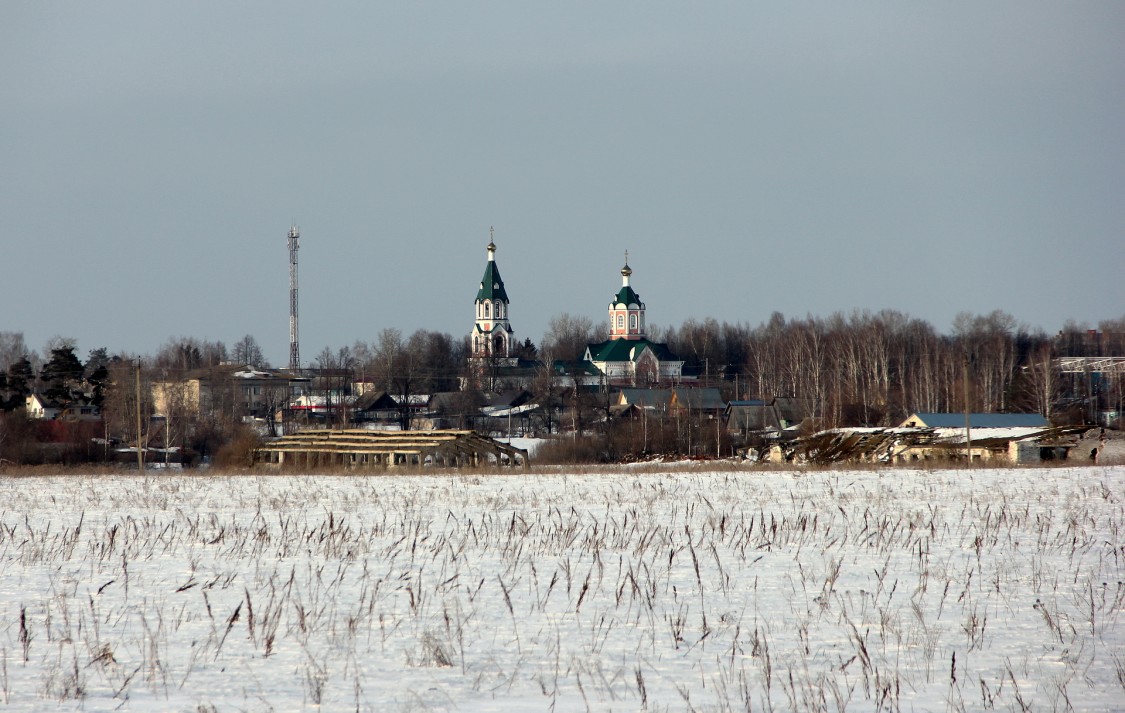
{"left": 630, "top": 314, "right": 638, "bottom": 330}
{"left": 617, "top": 315, "right": 624, "bottom": 331}
{"left": 496, "top": 301, "right": 504, "bottom": 319}
{"left": 484, "top": 302, "right": 491, "bottom": 318}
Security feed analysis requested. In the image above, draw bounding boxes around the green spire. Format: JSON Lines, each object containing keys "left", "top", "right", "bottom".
{"left": 476, "top": 233, "right": 509, "bottom": 303}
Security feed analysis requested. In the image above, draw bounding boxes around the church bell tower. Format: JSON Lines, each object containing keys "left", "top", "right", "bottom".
{"left": 472, "top": 229, "right": 513, "bottom": 357}
{"left": 608, "top": 252, "right": 646, "bottom": 340}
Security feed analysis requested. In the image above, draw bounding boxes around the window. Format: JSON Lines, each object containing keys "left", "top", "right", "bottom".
{"left": 630, "top": 314, "right": 638, "bottom": 330}
{"left": 496, "top": 301, "right": 504, "bottom": 318}
{"left": 617, "top": 314, "right": 624, "bottom": 331}
{"left": 484, "top": 302, "right": 491, "bottom": 318}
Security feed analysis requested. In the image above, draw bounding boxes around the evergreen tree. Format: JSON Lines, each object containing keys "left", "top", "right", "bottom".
{"left": 85, "top": 348, "right": 111, "bottom": 407}
{"left": 40, "top": 346, "right": 85, "bottom": 404}
{"left": 516, "top": 338, "right": 538, "bottom": 360}
{"left": 3, "top": 358, "right": 34, "bottom": 411}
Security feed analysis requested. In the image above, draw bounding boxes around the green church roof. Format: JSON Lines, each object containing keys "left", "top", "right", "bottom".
{"left": 612, "top": 285, "right": 643, "bottom": 307}
{"left": 476, "top": 259, "right": 509, "bottom": 303}
{"left": 586, "top": 338, "right": 679, "bottom": 364}
{"left": 474, "top": 322, "right": 513, "bottom": 335}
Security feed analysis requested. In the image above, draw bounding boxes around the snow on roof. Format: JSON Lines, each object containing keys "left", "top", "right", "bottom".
{"left": 232, "top": 367, "right": 273, "bottom": 379}
{"left": 481, "top": 402, "right": 539, "bottom": 417}
{"left": 932, "top": 426, "right": 1053, "bottom": 443}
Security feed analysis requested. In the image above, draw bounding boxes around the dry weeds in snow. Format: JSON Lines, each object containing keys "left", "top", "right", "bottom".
{"left": 0, "top": 466, "right": 1122, "bottom": 711}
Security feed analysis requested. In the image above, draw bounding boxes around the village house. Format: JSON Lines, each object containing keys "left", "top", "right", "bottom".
{"left": 726, "top": 397, "right": 817, "bottom": 436}
{"left": 351, "top": 391, "right": 400, "bottom": 426}
{"left": 24, "top": 393, "right": 101, "bottom": 422}
{"left": 151, "top": 364, "right": 310, "bottom": 422}
{"left": 610, "top": 388, "right": 727, "bottom": 423}
{"left": 24, "top": 393, "right": 61, "bottom": 420}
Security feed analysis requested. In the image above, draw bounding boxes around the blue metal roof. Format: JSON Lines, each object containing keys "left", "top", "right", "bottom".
{"left": 908, "top": 412, "right": 1049, "bottom": 428}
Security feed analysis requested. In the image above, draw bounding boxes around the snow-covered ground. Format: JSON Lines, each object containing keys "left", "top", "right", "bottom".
{"left": 0, "top": 466, "right": 1122, "bottom": 711}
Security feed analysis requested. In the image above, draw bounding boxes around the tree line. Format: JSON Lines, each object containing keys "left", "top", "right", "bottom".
{"left": 655, "top": 311, "right": 1123, "bottom": 427}
{"left": 1, "top": 310, "right": 1122, "bottom": 465}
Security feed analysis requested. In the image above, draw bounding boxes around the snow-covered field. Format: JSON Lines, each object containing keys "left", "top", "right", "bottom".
{"left": 1, "top": 466, "right": 1122, "bottom": 712}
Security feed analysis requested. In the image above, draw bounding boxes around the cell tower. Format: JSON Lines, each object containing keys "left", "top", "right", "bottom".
{"left": 288, "top": 225, "right": 300, "bottom": 372}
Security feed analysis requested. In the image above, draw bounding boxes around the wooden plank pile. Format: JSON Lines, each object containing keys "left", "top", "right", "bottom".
{"left": 255, "top": 429, "right": 528, "bottom": 470}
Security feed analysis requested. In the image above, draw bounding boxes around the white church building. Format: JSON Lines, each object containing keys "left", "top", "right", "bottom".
{"left": 582, "top": 256, "right": 685, "bottom": 386}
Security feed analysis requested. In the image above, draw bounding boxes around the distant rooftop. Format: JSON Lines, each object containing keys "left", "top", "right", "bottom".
{"left": 903, "top": 412, "right": 1049, "bottom": 429}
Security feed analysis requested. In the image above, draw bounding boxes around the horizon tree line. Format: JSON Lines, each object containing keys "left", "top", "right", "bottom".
{"left": 1, "top": 309, "right": 1122, "bottom": 462}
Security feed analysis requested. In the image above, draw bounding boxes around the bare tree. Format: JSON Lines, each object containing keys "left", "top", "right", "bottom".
{"left": 314, "top": 346, "right": 355, "bottom": 427}
{"left": 953, "top": 310, "right": 1020, "bottom": 412}
{"left": 0, "top": 332, "right": 29, "bottom": 373}
{"left": 528, "top": 346, "right": 562, "bottom": 435}
{"left": 369, "top": 329, "right": 404, "bottom": 393}
{"left": 155, "top": 337, "right": 228, "bottom": 372}
{"left": 670, "top": 317, "right": 724, "bottom": 384}
{"left": 232, "top": 334, "right": 268, "bottom": 368}
{"left": 412, "top": 330, "right": 464, "bottom": 393}
{"left": 43, "top": 335, "right": 77, "bottom": 356}
{"left": 1017, "top": 340, "right": 1060, "bottom": 420}
{"left": 541, "top": 313, "right": 599, "bottom": 361}
{"left": 101, "top": 356, "right": 153, "bottom": 449}
{"left": 154, "top": 376, "right": 193, "bottom": 459}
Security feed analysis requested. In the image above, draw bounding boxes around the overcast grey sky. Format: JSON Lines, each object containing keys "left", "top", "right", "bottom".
{"left": 3, "top": 2, "right": 1123, "bottom": 365}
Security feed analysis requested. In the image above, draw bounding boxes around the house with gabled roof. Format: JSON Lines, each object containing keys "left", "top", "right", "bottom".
{"left": 615, "top": 387, "right": 725, "bottom": 416}
{"left": 352, "top": 391, "right": 399, "bottom": 425}
{"left": 669, "top": 387, "right": 726, "bottom": 415}
{"left": 25, "top": 393, "right": 101, "bottom": 422}
{"left": 25, "top": 393, "right": 62, "bottom": 420}
{"left": 617, "top": 387, "right": 673, "bottom": 411}
{"left": 726, "top": 397, "right": 818, "bottom": 436}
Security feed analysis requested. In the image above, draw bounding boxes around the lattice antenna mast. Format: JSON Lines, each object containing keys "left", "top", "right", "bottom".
{"left": 288, "top": 225, "right": 300, "bottom": 372}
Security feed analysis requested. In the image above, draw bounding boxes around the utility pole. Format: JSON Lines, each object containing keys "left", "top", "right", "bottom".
{"left": 963, "top": 355, "right": 973, "bottom": 465}
{"left": 716, "top": 415, "right": 721, "bottom": 458}
{"left": 288, "top": 225, "right": 301, "bottom": 373}
{"left": 135, "top": 361, "right": 144, "bottom": 472}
